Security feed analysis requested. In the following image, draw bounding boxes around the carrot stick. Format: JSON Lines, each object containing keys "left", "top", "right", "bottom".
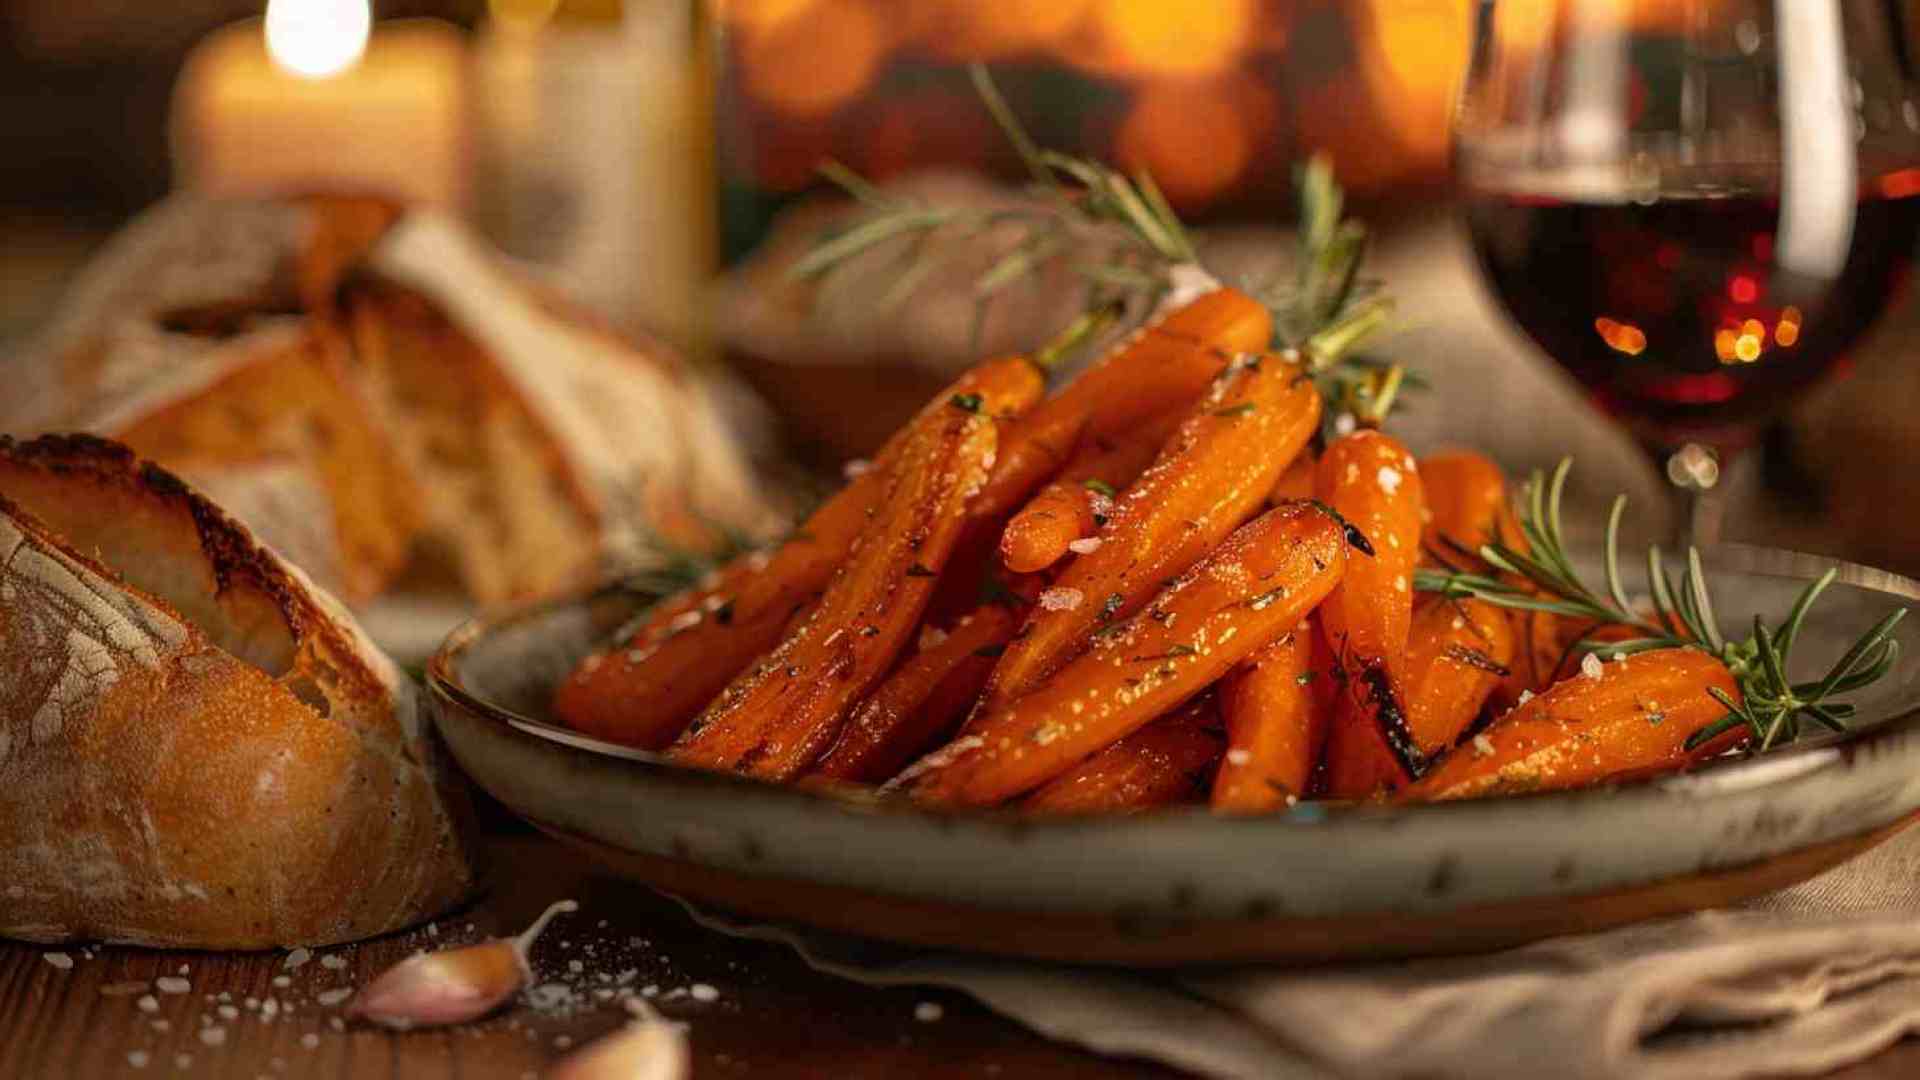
{"left": 965, "top": 287, "right": 1272, "bottom": 527}
{"left": 980, "top": 352, "right": 1322, "bottom": 708}
{"left": 810, "top": 603, "right": 1021, "bottom": 784}
{"left": 665, "top": 358, "right": 1042, "bottom": 778}
{"left": 553, "top": 357, "right": 1038, "bottom": 749}
{"left": 1024, "top": 698, "right": 1224, "bottom": 815}
{"left": 1314, "top": 431, "right": 1428, "bottom": 794}
{"left": 1418, "top": 450, "right": 1507, "bottom": 563}
{"left": 998, "top": 410, "right": 1186, "bottom": 575}
{"left": 913, "top": 500, "right": 1350, "bottom": 807}
{"left": 1213, "top": 625, "right": 1322, "bottom": 812}
{"left": 1403, "top": 647, "right": 1745, "bottom": 801}
{"left": 1401, "top": 596, "right": 1517, "bottom": 753}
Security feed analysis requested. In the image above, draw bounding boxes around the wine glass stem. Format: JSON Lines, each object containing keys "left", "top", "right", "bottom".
{"left": 1657, "top": 441, "right": 1727, "bottom": 550}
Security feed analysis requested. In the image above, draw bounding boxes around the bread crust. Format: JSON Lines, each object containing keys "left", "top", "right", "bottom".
{"left": 0, "top": 436, "right": 477, "bottom": 947}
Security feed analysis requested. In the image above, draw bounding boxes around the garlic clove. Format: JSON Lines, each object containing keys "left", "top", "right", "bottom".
{"left": 545, "top": 1001, "right": 689, "bottom": 1080}
{"left": 347, "top": 940, "right": 523, "bottom": 1029}
{"left": 346, "top": 899, "right": 577, "bottom": 1030}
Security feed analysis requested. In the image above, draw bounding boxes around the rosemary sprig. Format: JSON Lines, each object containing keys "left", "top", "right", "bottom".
{"left": 1415, "top": 459, "right": 1906, "bottom": 754}
{"left": 793, "top": 65, "right": 1408, "bottom": 415}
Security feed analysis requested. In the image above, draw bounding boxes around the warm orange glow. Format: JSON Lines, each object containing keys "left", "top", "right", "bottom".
{"left": 1775, "top": 306, "right": 1803, "bottom": 346}
{"left": 265, "top": 0, "right": 370, "bottom": 79}
{"left": 1080, "top": 0, "right": 1254, "bottom": 78}
{"left": 1715, "top": 329, "right": 1738, "bottom": 362}
{"left": 1741, "top": 318, "right": 1765, "bottom": 339}
{"left": 1594, "top": 317, "right": 1647, "bottom": 356}
{"left": 741, "top": 0, "right": 885, "bottom": 118}
{"left": 1735, "top": 334, "right": 1763, "bottom": 362}
{"left": 717, "top": 0, "right": 822, "bottom": 36}
{"left": 1114, "top": 78, "right": 1263, "bottom": 206}
{"left": 1729, "top": 274, "right": 1758, "bottom": 303}
{"left": 1358, "top": 0, "right": 1474, "bottom": 163}
{"left": 925, "top": 0, "right": 1096, "bottom": 60}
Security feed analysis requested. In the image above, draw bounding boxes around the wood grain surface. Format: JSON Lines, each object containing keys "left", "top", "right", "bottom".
{"left": 1, "top": 829, "right": 1916, "bottom": 1079}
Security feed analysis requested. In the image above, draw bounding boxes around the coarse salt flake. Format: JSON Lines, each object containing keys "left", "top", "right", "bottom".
{"left": 316, "top": 988, "right": 353, "bottom": 1007}
{"left": 126, "top": 1051, "right": 149, "bottom": 1069}
{"left": 842, "top": 458, "right": 873, "bottom": 479}
{"left": 283, "top": 949, "right": 311, "bottom": 970}
{"left": 1067, "top": 537, "right": 1103, "bottom": 555}
{"left": 918, "top": 626, "right": 949, "bottom": 651}
{"left": 199, "top": 1027, "right": 226, "bottom": 1046}
{"left": 1038, "top": 588, "right": 1083, "bottom": 612}
{"left": 1376, "top": 466, "right": 1403, "bottom": 495}
{"left": 1225, "top": 749, "right": 1252, "bottom": 766}
{"left": 319, "top": 954, "right": 347, "bottom": 970}
{"left": 1580, "top": 653, "right": 1604, "bottom": 679}
{"left": 1472, "top": 734, "right": 1497, "bottom": 758}
{"left": 690, "top": 984, "right": 719, "bottom": 1003}
{"left": 915, "top": 1002, "right": 945, "bottom": 1022}
{"left": 301, "top": 1034, "right": 320, "bottom": 1050}
{"left": 156, "top": 977, "right": 191, "bottom": 995}
{"left": 42, "top": 952, "right": 72, "bottom": 970}
{"left": 137, "top": 995, "right": 159, "bottom": 1013}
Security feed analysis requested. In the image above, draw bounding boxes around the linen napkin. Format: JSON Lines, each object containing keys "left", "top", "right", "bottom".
{"left": 683, "top": 822, "right": 1920, "bottom": 1080}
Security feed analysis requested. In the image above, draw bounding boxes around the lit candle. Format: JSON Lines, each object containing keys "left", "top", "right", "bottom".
{"left": 171, "top": 1, "right": 467, "bottom": 208}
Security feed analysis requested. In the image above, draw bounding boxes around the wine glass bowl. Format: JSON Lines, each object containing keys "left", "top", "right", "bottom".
{"left": 1454, "top": 0, "right": 1920, "bottom": 537}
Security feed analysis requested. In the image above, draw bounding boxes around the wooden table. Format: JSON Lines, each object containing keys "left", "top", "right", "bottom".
{"left": 2, "top": 829, "right": 1917, "bottom": 1079}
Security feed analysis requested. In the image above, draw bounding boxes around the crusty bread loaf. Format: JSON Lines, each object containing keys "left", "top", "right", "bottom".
{"left": 3, "top": 194, "right": 776, "bottom": 611}
{"left": 0, "top": 435, "right": 477, "bottom": 948}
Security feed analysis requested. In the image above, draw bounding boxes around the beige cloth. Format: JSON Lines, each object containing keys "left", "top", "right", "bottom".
{"left": 687, "top": 824, "right": 1920, "bottom": 1079}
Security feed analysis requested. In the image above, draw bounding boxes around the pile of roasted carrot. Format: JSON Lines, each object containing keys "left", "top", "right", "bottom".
{"left": 553, "top": 286, "right": 1750, "bottom": 813}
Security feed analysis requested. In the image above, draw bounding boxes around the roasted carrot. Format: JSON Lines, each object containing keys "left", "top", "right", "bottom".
{"left": 998, "top": 410, "right": 1186, "bottom": 575}
{"left": 811, "top": 603, "right": 1021, "bottom": 784}
{"left": 1314, "top": 431, "right": 1427, "bottom": 794}
{"left": 1024, "top": 699, "right": 1224, "bottom": 815}
{"left": 980, "top": 352, "right": 1322, "bottom": 707}
{"left": 666, "top": 359, "right": 1042, "bottom": 778}
{"left": 1403, "top": 647, "right": 1745, "bottom": 801}
{"left": 553, "top": 357, "right": 1039, "bottom": 749}
{"left": 1401, "top": 596, "right": 1517, "bottom": 753}
{"left": 1267, "top": 448, "right": 1317, "bottom": 505}
{"left": 1419, "top": 450, "right": 1507, "bottom": 562}
{"left": 1212, "top": 625, "right": 1322, "bottom": 812}
{"left": 914, "top": 500, "right": 1350, "bottom": 807}
{"left": 966, "top": 287, "right": 1272, "bottom": 526}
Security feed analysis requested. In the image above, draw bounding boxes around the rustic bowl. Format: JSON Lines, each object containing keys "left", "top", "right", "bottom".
{"left": 427, "top": 544, "right": 1920, "bottom": 966}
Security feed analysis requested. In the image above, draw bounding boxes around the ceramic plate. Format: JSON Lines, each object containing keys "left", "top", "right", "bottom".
{"left": 428, "top": 544, "right": 1920, "bottom": 966}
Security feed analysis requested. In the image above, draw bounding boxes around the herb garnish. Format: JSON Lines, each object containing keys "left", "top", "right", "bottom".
{"left": 1416, "top": 459, "right": 1906, "bottom": 753}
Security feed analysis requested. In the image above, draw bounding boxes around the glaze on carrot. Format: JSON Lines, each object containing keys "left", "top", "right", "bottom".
{"left": 1024, "top": 698, "right": 1224, "bottom": 815}
{"left": 1212, "top": 625, "right": 1322, "bottom": 812}
{"left": 1404, "top": 647, "right": 1745, "bottom": 801}
{"left": 668, "top": 358, "right": 1041, "bottom": 779}
{"left": 914, "top": 500, "right": 1349, "bottom": 807}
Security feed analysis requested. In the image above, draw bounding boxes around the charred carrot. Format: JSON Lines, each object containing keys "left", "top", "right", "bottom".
{"left": 966, "top": 287, "right": 1272, "bottom": 526}
{"left": 1024, "top": 699, "right": 1224, "bottom": 815}
{"left": 1404, "top": 647, "right": 1744, "bottom": 801}
{"left": 914, "top": 500, "right": 1350, "bottom": 807}
{"left": 1315, "top": 431, "right": 1427, "bottom": 793}
{"left": 998, "top": 411, "right": 1186, "bottom": 575}
{"left": 981, "top": 352, "right": 1322, "bottom": 707}
{"left": 1213, "top": 625, "right": 1322, "bottom": 812}
{"left": 667, "top": 359, "right": 1042, "bottom": 778}
{"left": 811, "top": 603, "right": 1021, "bottom": 784}
{"left": 552, "top": 359, "right": 1037, "bottom": 748}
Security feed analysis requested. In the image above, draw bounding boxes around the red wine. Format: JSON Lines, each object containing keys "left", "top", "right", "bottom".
{"left": 1464, "top": 176, "right": 1920, "bottom": 443}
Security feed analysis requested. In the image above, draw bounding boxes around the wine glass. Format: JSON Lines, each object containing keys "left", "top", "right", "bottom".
{"left": 1454, "top": 0, "right": 1920, "bottom": 544}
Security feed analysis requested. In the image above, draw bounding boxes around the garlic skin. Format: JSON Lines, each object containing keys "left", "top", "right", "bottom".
{"left": 346, "top": 899, "right": 577, "bottom": 1030}
{"left": 546, "top": 1002, "right": 689, "bottom": 1080}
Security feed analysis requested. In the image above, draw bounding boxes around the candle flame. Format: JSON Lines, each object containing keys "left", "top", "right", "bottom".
{"left": 266, "top": 0, "right": 371, "bottom": 80}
